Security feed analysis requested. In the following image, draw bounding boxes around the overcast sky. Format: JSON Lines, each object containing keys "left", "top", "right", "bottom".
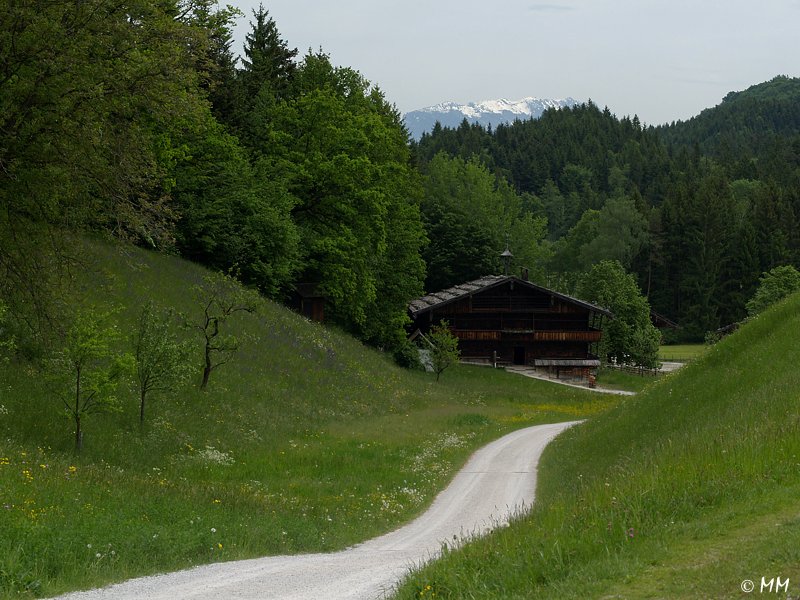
{"left": 229, "top": 0, "right": 800, "bottom": 126}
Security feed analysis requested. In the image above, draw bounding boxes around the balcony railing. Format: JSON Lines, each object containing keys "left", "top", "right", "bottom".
{"left": 533, "top": 330, "right": 602, "bottom": 342}
{"left": 453, "top": 329, "right": 602, "bottom": 342}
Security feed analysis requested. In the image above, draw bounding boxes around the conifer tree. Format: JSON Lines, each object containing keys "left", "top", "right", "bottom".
{"left": 179, "top": 0, "right": 243, "bottom": 125}
{"left": 240, "top": 5, "right": 298, "bottom": 103}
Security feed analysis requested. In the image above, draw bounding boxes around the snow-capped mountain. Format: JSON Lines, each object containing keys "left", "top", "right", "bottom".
{"left": 403, "top": 96, "right": 580, "bottom": 140}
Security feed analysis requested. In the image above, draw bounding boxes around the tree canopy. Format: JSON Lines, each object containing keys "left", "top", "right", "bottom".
{"left": 746, "top": 265, "right": 800, "bottom": 316}
{"left": 577, "top": 261, "right": 660, "bottom": 368}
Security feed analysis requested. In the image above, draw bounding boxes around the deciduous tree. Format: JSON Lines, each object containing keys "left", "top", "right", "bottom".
{"left": 173, "top": 123, "right": 301, "bottom": 298}
{"left": 0, "top": 0, "right": 209, "bottom": 242}
{"left": 421, "top": 153, "right": 548, "bottom": 290}
{"left": 256, "top": 51, "right": 426, "bottom": 347}
{"left": 746, "top": 265, "right": 800, "bottom": 316}
{"left": 132, "top": 302, "right": 193, "bottom": 424}
{"left": 193, "top": 273, "right": 259, "bottom": 390}
{"left": 50, "top": 308, "right": 132, "bottom": 452}
{"left": 428, "top": 321, "right": 460, "bottom": 382}
{"left": 577, "top": 261, "right": 660, "bottom": 368}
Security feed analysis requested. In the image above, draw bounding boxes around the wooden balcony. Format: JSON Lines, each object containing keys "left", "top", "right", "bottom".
{"left": 455, "top": 330, "right": 501, "bottom": 341}
{"left": 453, "top": 329, "right": 602, "bottom": 343}
{"left": 533, "top": 330, "right": 602, "bottom": 342}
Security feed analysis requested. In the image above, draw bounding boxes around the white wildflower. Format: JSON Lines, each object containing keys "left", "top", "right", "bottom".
{"left": 197, "top": 446, "right": 234, "bottom": 466}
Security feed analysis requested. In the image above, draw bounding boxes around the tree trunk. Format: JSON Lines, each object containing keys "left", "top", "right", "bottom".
{"left": 200, "top": 343, "right": 212, "bottom": 390}
{"left": 75, "top": 365, "right": 83, "bottom": 452}
{"left": 75, "top": 414, "right": 82, "bottom": 452}
{"left": 200, "top": 321, "right": 217, "bottom": 391}
{"left": 139, "top": 388, "right": 146, "bottom": 425}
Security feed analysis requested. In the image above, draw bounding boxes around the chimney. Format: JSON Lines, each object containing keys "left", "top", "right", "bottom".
{"left": 500, "top": 245, "right": 513, "bottom": 276}
{"left": 521, "top": 267, "right": 529, "bottom": 281}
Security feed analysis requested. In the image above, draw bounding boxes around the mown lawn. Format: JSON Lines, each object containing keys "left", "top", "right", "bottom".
{"left": 659, "top": 343, "right": 707, "bottom": 362}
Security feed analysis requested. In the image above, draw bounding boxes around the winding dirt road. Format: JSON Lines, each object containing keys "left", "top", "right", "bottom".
{"left": 54, "top": 421, "right": 578, "bottom": 600}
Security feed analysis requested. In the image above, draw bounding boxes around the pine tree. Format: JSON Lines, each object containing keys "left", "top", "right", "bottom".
{"left": 180, "top": 0, "right": 243, "bottom": 125}
{"left": 240, "top": 5, "right": 298, "bottom": 104}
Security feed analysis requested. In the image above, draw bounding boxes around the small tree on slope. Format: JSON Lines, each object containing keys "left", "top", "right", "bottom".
{"left": 50, "top": 307, "right": 132, "bottom": 452}
{"left": 193, "top": 272, "right": 259, "bottom": 390}
{"left": 132, "top": 302, "right": 192, "bottom": 424}
{"left": 429, "top": 321, "right": 460, "bottom": 382}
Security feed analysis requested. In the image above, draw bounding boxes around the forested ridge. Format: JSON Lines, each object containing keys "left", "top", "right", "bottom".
{"left": 414, "top": 75, "right": 800, "bottom": 340}
{"left": 1, "top": 0, "right": 798, "bottom": 365}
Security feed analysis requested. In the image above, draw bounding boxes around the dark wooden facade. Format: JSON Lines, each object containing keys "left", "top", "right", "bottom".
{"left": 293, "top": 283, "right": 325, "bottom": 322}
{"left": 409, "top": 275, "right": 612, "bottom": 379}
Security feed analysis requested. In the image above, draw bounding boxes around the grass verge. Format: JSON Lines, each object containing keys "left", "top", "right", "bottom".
{"left": 594, "top": 368, "right": 660, "bottom": 393}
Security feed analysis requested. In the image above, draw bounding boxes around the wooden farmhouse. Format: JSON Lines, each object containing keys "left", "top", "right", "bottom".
{"left": 409, "top": 275, "right": 612, "bottom": 381}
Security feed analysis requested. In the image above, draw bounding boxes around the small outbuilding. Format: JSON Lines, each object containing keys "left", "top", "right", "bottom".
{"left": 409, "top": 274, "right": 612, "bottom": 381}
{"left": 293, "top": 283, "right": 325, "bottom": 322}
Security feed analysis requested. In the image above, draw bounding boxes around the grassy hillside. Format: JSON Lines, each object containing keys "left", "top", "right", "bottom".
{"left": 0, "top": 240, "right": 612, "bottom": 598}
{"left": 395, "top": 293, "right": 800, "bottom": 599}
{"left": 659, "top": 344, "right": 707, "bottom": 362}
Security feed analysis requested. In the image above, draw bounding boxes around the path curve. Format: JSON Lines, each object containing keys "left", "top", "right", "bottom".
{"left": 53, "top": 421, "right": 579, "bottom": 600}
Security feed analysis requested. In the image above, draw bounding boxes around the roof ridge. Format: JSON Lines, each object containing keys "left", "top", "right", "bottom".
{"left": 409, "top": 275, "right": 612, "bottom": 318}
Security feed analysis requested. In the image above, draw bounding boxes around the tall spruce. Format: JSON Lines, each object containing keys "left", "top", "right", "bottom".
{"left": 240, "top": 5, "right": 297, "bottom": 104}
{"left": 179, "top": 0, "right": 243, "bottom": 125}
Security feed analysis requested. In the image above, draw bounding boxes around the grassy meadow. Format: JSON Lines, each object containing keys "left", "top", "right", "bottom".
{"left": 0, "top": 240, "right": 615, "bottom": 598}
{"left": 659, "top": 344, "right": 707, "bottom": 362}
{"left": 393, "top": 293, "right": 800, "bottom": 599}
{"left": 593, "top": 369, "right": 660, "bottom": 394}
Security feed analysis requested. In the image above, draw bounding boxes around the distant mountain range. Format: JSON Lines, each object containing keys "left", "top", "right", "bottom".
{"left": 403, "top": 96, "right": 580, "bottom": 140}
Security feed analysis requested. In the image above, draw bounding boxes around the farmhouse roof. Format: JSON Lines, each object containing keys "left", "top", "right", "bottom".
{"left": 650, "top": 309, "right": 680, "bottom": 329}
{"left": 409, "top": 275, "right": 613, "bottom": 319}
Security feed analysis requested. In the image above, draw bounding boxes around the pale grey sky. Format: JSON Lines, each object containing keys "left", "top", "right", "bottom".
{"left": 229, "top": 0, "right": 800, "bottom": 125}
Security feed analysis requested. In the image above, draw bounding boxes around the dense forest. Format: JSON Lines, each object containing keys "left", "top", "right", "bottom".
{"left": 2, "top": 0, "right": 799, "bottom": 368}
{"left": 0, "top": 0, "right": 424, "bottom": 359}
{"left": 414, "top": 76, "right": 800, "bottom": 340}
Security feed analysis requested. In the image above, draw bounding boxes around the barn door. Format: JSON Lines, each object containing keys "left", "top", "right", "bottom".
{"left": 513, "top": 346, "right": 526, "bottom": 365}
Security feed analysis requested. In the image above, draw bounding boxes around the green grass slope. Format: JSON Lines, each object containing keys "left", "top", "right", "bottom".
{"left": 0, "top": 240, "right": 612, "bottom": 598}
{"left": 395, "top": 293, "right": 800, "bottom": 599}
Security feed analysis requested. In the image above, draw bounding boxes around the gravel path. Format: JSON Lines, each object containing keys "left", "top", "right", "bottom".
{"left": 505, "top": 366, "right": 637, "bottom": 395}
{"left": 52, "top": 421, "right": 578, "bottom": 600}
